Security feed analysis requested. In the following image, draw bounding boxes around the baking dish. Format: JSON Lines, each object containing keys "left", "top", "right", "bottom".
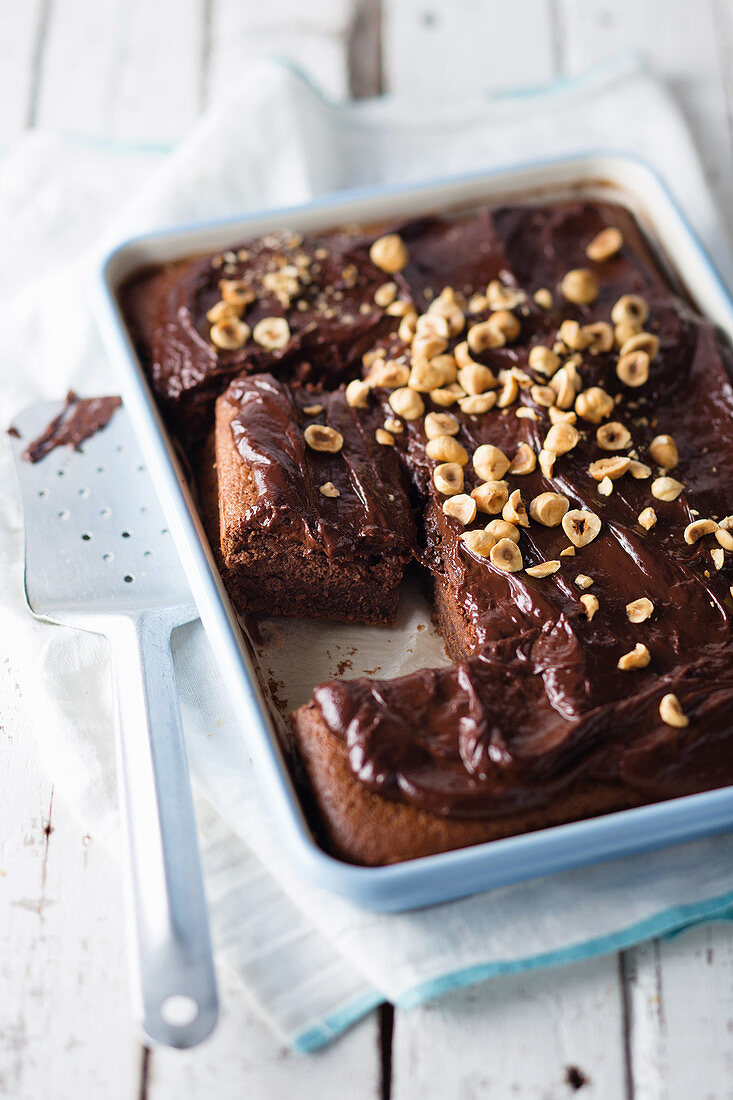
{"left": 96, "top": 153, "right": 733, "bottom": 912}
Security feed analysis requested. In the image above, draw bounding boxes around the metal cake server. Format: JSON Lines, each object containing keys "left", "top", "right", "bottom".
{"left": 9, "top": 400, "right": 218, "bottom": 1049}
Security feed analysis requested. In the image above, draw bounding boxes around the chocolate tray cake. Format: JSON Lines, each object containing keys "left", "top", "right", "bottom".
{"left": 121, "top": 200, "right": 733, "bottom": 867}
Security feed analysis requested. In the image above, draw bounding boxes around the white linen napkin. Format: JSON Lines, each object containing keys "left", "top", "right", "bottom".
{"left": 3, "top": 53, "right": 733, "bottom": 1052}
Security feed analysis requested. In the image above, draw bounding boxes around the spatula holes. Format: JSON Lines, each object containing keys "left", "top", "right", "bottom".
{"left": 96, "top": 465, "right": 105, "bottom": 475}
{"left": 79, "top": 487, "right": 90, "bottom": 498}
{"left": 143, "top": 550, "right": 153, "bottom": 558}
{"left": 38, "top": 489, "right": 48, "bottom": 498}
{"left": 115, "top": 444, "right": 124, "bottom": 453}
{"left": 57, "top": 468, "right": 65, "bottom": 477}
{"left": 121, "top": 530, "right": 131, "bottom": 539}
{"left": 100, "top": 507, "right": 112, "bottom": 519}
{"left": 137, "top": 464, "right": 146, "bottom": 473}
{"left": 80, "top": 532, "right": 92, "bottom": 541}
{"left": 58, "top": 509, "right": 70, "bottom": 521}
{"left": 123, "top": 574, "right": 134, "bottom": 584}
{"left": 102, "top": 553, "right": 114, "bottom": 563}
{"left": 161, "top": 527, "right": 168, "bottom": 536}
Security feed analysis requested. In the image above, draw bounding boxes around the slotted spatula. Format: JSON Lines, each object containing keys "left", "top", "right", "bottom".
{"left": 9, "top": 399, "right": 218, "bottom": 1049}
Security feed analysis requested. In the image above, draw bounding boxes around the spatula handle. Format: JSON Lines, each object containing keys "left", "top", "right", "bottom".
{"left": 107, "top": 612, "right": 218, "bottom": 1048}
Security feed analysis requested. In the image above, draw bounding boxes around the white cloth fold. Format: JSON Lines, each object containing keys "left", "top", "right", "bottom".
{"left": 3, "top": 54, "right": 733, "bottom": 1052}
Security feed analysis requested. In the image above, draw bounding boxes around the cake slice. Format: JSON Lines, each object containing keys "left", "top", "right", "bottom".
{"left": 214, "top": 372, "right": 415, "bottom": 623}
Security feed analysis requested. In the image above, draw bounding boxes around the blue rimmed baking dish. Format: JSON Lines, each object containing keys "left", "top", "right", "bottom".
{"left": 95, "top": 153, "right": 733, "bottom": 912}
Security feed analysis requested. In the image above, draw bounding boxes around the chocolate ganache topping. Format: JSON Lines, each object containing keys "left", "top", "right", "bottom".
{"left": 122, "top": 200, "right": 733, "bottom": 822}
{"left": 23, "top": 392, "right": 121, "bottom": 463}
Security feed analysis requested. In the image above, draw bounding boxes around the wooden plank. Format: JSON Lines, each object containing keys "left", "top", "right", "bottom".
{"left": 624, "top": 922, "right": 733, "bottom": 1099}
{"left": 0, "top": 701, "right": 140, "bottom": 1099}
{"left": 207, "top": 0, "right": 355, "bottom": 106}
{"left": 33, "top": 0, "right": 206, "bottom": 144}
{"left": 0, "top": 0, "right": 45, "bottom": 141}
{"left": 382, "top": 0, "right": 557, "bottom": 96}
{"left": 560, "top": 0, "right": 733, "bottom": 237}
{"left": 148, "top": 973, "right": 382, "bottom": 1099}
{"left": 391, "top": 957, "right": 627, "bottom": 1098}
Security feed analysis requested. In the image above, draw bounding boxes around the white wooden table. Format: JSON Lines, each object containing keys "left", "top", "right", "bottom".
{"left": 3, "top": 2, "right": 733, "bottom": 1097}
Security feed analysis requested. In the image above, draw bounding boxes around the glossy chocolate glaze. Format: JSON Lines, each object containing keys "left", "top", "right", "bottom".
{"left": 123, "top": 201, "right": 733, "bottom": 820}
{"left": 23, "top": 392, "right": 121, "bottom": 463}
{"left": 226, "top": 373, "right": 415, "bottom": 562}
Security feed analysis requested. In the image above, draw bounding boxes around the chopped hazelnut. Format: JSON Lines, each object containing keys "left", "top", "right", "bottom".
{"left": 614, "top": 319, "right": 642, "bottom": 348}
{"left": 412, "top": 332, "right": 449, "bottom": 360}
{"left": 528, "top": 345, "right": 561, "bottom": 377}
{"left": 384, "top": 418, "right": 403, "bottom": 434}
{"left": 319, "top": 481, "right": 340, "bottom": 498}
{"left": 467, "top": 319, "right": 506, "bottom": 353}
{"left": 529, "top": 492, "right": 569, "bottom": 527}
{"left": 302, "top": 404, "right": 324, "bottom": 416}
{"left": 628, "top": 460, "right": 652, "bottom": 479}
{"left": 561, "top": 545, "right": 576, "bottom": 557}
{"left": 712, "top": 547, "right": 725, "bottom": 570}
{"left": 558, "top": 319, "right": 591, "bottom": 352}
{"left": 374, "top": 281, "right": 398, "bottom": 307}
{"left": 424, "top": 411, "right": 460, "bottom": 439}
{"left": 252, "top": 316, "right": 290, "bottom": 350}
{"left": 575, "top": 574, "right": 594, "bottom": 590}
{"left": 538, "top": 449, "right": 556, "bottom": 479}
{"left": 473, "top": 444, "right": 510, "bottom": 481}
{"left": 458, "top": 363, "right": 497, "bottom": 395}
{"left": 589, "top": 455, "right": 631, "bottom": 481}
{"left": 220, "top": 279, "right": 256, "bottom": 308}
{"left": 648, "top": 434, "right": 679, "bottom": 469}
{"left": 580, "top": 593, "right": 599, "bottom": 620}
{"left": 561, "top": 268, "right": 599, "bottom": 305}
{"left": 389, "top": 387, "right": 424, "bottom": 421}
{"left": 659, "top": 693, "right": 689, "bottom": 728}
{"left": 496, "top": 373, "right": 520, "bottom": 408}
{"left": 409, "top": 359, "right": 449, "bottom": 393}
{"left": 485, "top": 519, "right": 520, "bottom": 544}
{"left": 616, "top": 349, "right": 650, "bottom": 387}
{"left": 582, "top": 321, "right": 615, "bottom": 354}
{"left": 460, "top": 529, "right": 495, "bottom": 557}
{"left": 562, "top": 508, "right": 602, "bottom": 547}
{"left": 651, "top": 476, "right": 684, "bottom": 501}
{"left": 715, "top": 528, "right": 733, "bottom": 551}
{"left": 458, "top": 393, "right": 497, "bottom": 414}
{"left": 368, "top": 360, "right": 410, "bottom": 389}
{"left": 508, "top": 443, "right": 537, "bottom": 475}
{"left": 386, "top": 298, "right": 414, "bottom": 318}
{"left": 489, "top": 310, "right": 521, "bottom": 343}
{"left": 544, "top": 422, "right": 580, "bottom": 456}
{"left": 638, "top": 506, "right": 657, "bottom": 530}
{"left": 210, "top": 318, "right": 251, "bottom": 350}
{"left": 428, "top": 286, "right": 466, "bottom": 336}
{"left": 575, "top": 387, "right": 615, "bottom": 424}
{"left": 598, "top": 476, "right": 614, "bottom": 497}
{"left": 531, "top": 384, "right": 556, "bottom": 407}
{"left": 617, "top": 643, "right": 651, "bottom": 671}
{"left": 619, "top": 332, "right": 660, "bottom": 360}
{"left": 375, "top": 428, "right": 394, "bottom": 445}
{"left": 398, "top": 311, "right": 418, "bottom": 342}
{"left": 502, "top": 488, "right": 529, "bottom": 527}
{"left": 627, "top": 597, "right": 654, "bottom": 623}
{"left": 207, "top": 299, "right": 241, "bottom": 324}
{"left": 525, "top": 559, "right": 561, "bottom": 578}
{"left": 430, "top": 383, "right": 465, "bottom": 407}
{"left": 370, "top": 233, "right": 409, "bottom": 274}
{"left": 443, "top": 494, "right": 477, "bottom": 525}
{"left": 611, "top": 294, "right": 649, "bottom": 326}
{"left": 550, "top": 367, "right": 578, "bottom": 411}
{"left": 490, "top": 537, "right": 524, "bottom": 572}
{"left": 345, "top": 379, "right": 371, "bottom": 408}
{"left": 471, "top": 480, "right": 509, "bottom": 515}
{"left": 586, "top": 227, "right": 623, "bottom": 263}
{"left": 433, "top": 462, "right": 464, "bottom": 496}
{"left": 684, "top": 518, "right": 718, "bottom": 544}
{"left": 533, "top": 287, "right": 553, "bottom": 310}
{"left": 425, "top": 435, "right": 469, "bottom": 465}
{"left": 596, "top": 422, "right": 632, "bottom": 451}
{"left": 304, "top": 424, "right": 343, "bottom": 453}
{"left": 486, "top": 280, "right": 526, "bottom": 311}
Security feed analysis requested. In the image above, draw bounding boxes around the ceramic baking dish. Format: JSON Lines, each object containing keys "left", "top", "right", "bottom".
{"left": 95, "top": 153, "right": 733, "bottom": 912}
